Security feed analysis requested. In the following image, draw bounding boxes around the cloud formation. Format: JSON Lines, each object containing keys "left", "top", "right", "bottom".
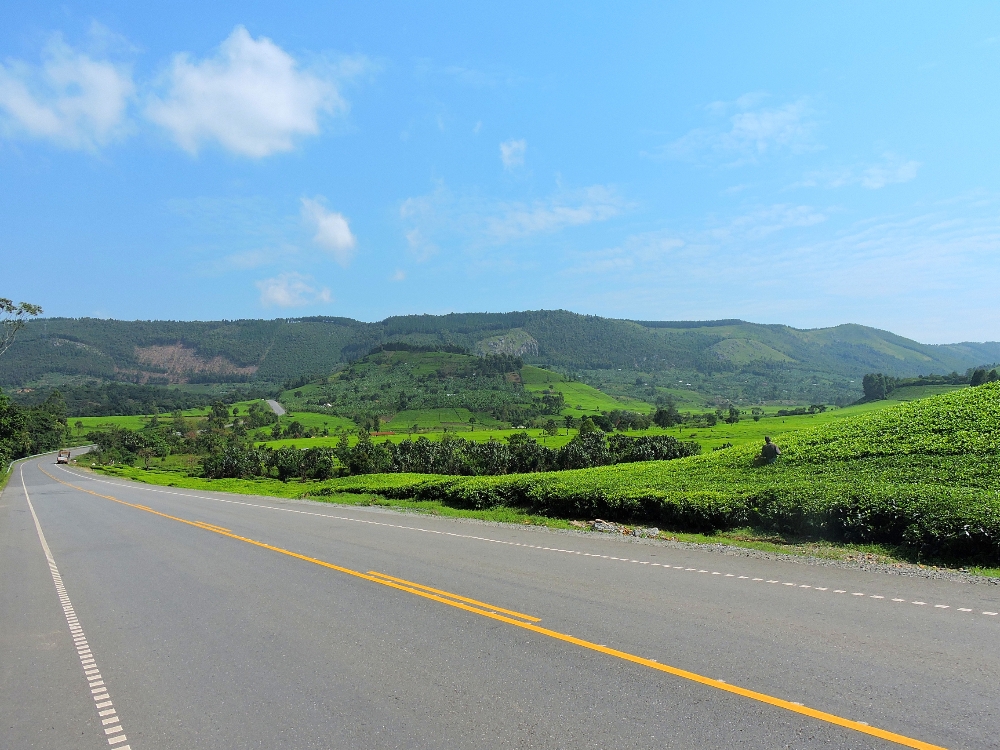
{"left": 500, "top": 138, "right": 526, "bottom": 169}
{"left": 147, "top": 26, "right": 342, "bottom": 157}
{"left": 400, "top": 183, "right": 625, "bottom": 255}
{"left": 656, "top": 95, "right": 814, "bottom": 164}
{"left": 256, "top": 272, "right": 331, "bottom": 307}
{"left": 301, "top": 197, "right": 356, "bottom": 265}
{"left": 861, "top": 155, "right": 920, "bottom": 189}
{"left": 796, "top": 153, "right": 921, "bottom": 190}
{"left": 486, "top": 186, "right": 625, "bottom": 242}
{"left": 0, "top": 35, "right": 134, "bottom": 149}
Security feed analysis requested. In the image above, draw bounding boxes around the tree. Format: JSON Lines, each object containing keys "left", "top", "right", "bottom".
{"left": 207, "top": 401, "right": 229, "bottom": 429}
{"left": 725, "top": 405, "right": 740, "bottom": 425}
{"left": 862, "top": 373, "right": 889, "bottom": 400}
{"left": 544, "top": 419, "right": 559, "bottom": 436}
{"left": 970, "top": 368, "right": 988, "bottom": 387}
{"left": 653, "top": 398, "right": 681, "bottom": 428}
{"left": 564, "top": 415, "right": 574, "bottom": 434}
{"left": 751, "top": 407, "right": 764, "bottom": 422}
{"left": 0, "top": 298, "right": 43, "bottom": 358}
{"left": 988, "top": 369, "right": 999, "bottom": 383}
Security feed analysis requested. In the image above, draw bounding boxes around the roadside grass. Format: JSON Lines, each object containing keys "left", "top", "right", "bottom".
{"left": 0, "top": 464, "right": 13, "bottom": 494}
{"left": 83, "top": 463, "right": 576, "bottom": 528}
{"left": 81, "top": 461, "right": 995, "bottom": 574}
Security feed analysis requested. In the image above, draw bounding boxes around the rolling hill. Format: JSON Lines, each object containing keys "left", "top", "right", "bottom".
{"left": 3, "top": 311, "right": 998, "bottom": 405}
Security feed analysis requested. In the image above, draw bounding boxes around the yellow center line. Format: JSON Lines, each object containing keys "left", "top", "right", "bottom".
{"left": 39, "top": 465, "right": 946, "bottom": 750}
{"left": 193, "top": 522, "right": 232, "bottom": 533}
{"left": 366, "top": 570, "right": 540, "bottom": 621}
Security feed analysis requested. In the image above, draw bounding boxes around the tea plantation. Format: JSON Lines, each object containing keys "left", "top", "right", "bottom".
{"left": 320, "top": 383, "right": 1000, "bottom": 562}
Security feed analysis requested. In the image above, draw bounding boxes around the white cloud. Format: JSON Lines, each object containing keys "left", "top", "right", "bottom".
{"left": 861, "top": 155, "right": 920, "bottom": 189}
{"left": 399, "top": 183, "right": 626, "bottom": 257}
{"left": 300, "top": 197, "right": 356, "bottom": 265}
{"left": 404, "top": 227, "right": 438, "bottom": 261}
{"left": 565, "top": 231, "right": 685, "bottom": 277}
{"left": 0, "top": 35, "right": 134, "bottom": 149}
{"left": 147, "top": 26, "right": 342, "bottom": 157}
{"left": 654, "top": 95, "right": 814, "bottom": 164}
{"left": 256, "top": 272, "right": 331, "bottom": 307}
{"left": 564, "top": 203, "right": 825, "bottom": 279}
{"left": 717, "top": 204, "right": 828, "bottom": 240}
{"left": 500, "top": 138, "right": 526, "bottom": 169}
{"left": 724, "top": 100, "right": 810, "bottom": 153}
{"left": 390, "top": 269, "right": 406, "bottom": 281}
{"left": 486, "top": 186, "right": 624, "bottom": 242}
{"left": 795, "top": 153, "right": 920, "bottom": 190}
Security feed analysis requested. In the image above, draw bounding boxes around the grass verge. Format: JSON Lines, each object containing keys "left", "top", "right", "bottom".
{"left": 85, "top": 463, "right": 998, "bottom": 576}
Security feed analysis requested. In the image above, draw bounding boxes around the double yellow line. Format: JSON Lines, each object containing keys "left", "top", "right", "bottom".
{"left": 40, "top": 465, "right": 946, "bottom": 750}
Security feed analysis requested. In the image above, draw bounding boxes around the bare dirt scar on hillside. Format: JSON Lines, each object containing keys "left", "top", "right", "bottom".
{"left": 134, "top": 344, "right": 257, "bottom": 381}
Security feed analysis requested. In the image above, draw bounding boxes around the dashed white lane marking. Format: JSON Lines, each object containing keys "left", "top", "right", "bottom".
{"left": 58, "top": 466, "right": 997, "bottom": 621}
{"left": 21, "top": 468, "right": 133, "bottom": 749}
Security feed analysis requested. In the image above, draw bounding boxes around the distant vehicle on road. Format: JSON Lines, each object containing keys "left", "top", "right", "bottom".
{"left": 56, "top": 449, "right": 71, "bottom": 464}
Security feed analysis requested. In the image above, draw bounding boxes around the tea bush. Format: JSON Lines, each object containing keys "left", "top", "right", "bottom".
{"left": 319, "top": 384, "right": 1000, "bottom": 562}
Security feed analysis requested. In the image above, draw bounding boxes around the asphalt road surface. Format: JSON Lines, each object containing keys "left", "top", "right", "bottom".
{"left": 2, "top": 453, "right": 998, "bottom": 750}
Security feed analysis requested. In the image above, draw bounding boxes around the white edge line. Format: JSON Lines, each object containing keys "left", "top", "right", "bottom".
{"left": 20, "top": 466, "right": 130, "bottom": 748}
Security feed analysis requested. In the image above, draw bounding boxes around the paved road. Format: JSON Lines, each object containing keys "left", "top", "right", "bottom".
{"left": 2, "top": 453, "right": 998, "bottom": 749}
{"left": 266, "top": 399, "right": 286, "bottom": 416}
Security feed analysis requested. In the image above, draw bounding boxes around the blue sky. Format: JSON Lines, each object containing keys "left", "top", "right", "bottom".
{"left": 2, "top": 2, "right": 1000, "bottom": 344}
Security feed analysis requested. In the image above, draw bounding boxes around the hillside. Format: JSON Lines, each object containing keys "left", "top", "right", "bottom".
{"left": 275, "top": 348, "right": 644, "bottom": 430}
{"left": 321, "top": 382, "right": 1000, "bottom": 563}
{"left": 3, "top": 311, "right": 998, "bottom": 404}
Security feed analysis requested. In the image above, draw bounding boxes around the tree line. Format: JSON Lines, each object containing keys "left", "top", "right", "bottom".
{"left": 0, "top": 390, "right": 69, "bottom": 467}
{"left": 862, "top": 368, "right": 998, "bottom": 401}
{"left": 83, "top": 416, "right": 699, "bottom": 482}
{"left": 202, "top": 430, "right": 700, "bottom": 481}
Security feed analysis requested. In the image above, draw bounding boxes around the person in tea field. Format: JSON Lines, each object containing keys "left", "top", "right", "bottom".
{"left": 760, "top": 436, "right": 781, "bottom": 463}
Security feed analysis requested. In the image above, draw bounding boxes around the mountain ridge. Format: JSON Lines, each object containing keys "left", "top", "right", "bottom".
{"left": 3, "top": 311, "right": 998, "bottom": 404}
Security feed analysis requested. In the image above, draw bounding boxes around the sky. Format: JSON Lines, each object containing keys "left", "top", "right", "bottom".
{"left": 2, "top": 2, "right": 1000, "bottom": 344}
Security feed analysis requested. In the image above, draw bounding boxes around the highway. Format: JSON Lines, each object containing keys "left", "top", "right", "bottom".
{"left": 2, "top": 453, "right": 998, "bottom": 749}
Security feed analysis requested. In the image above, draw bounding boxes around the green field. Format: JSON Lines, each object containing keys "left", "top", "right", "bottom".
{"left": 70, "top": 399, "right": 271, "bottom": 434}
{"left": 263, "top": 395, "right": 959, "bottom": 454}
{"left": 272, "top": 410, "right": 355, "bottom": 432}
{"left": 309, "top": 383, "right": 1000, "bottom": 563}
{"left": 382, "top": 408, "right": 506, "bottom": 431}
{"left": 520, "top": 366, "right": 652, "bottom": 415}
{"left": 261, "top": 427, "right": 577, "bottom": 451}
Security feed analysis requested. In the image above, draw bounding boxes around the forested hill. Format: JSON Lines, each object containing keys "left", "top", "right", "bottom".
{"left": 2, "top": 311, "right": 998, "bottom": 403}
